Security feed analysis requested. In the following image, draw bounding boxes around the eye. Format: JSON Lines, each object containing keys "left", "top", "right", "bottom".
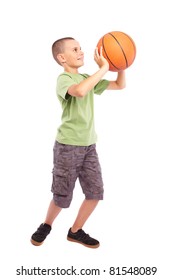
{"left": 73, "top": 47, "right": 82, "bottom": 52}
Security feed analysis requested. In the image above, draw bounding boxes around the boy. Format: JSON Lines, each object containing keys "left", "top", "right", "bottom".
{"left": 31, "top": 37, "right": 126, "bottom": 248}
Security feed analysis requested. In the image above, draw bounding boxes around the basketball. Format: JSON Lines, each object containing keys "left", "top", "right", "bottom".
{"left": 96, "top": 31, "right": 136, "bottom": 72}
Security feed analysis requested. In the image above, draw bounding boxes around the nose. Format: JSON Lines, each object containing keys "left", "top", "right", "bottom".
{"left": 80, "top": 49, "right": 84, "bottom": 55}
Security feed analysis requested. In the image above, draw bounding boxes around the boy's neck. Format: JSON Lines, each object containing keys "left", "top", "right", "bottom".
{"left": 63, "top": 65, "right": 79, "bottom": 74}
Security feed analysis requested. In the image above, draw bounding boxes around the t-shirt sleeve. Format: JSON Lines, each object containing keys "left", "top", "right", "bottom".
{"left": 56, "top": 73, "right": 77, "bottom": 100}
{"left": 94, "top": 79, "right": 109, "bottom": 95}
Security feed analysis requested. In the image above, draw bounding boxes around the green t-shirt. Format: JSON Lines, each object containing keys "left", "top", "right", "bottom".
{"left": 56, "top": 72, "right": 109, "bottom": 146}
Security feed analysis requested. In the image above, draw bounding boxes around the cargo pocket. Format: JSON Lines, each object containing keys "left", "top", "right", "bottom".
{"left": 51, "top": 168, "right": 69, "bottom": 196}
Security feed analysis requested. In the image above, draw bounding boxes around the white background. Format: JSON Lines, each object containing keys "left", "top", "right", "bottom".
{"left": 0, "top": 0, "right": 173, "bottom": 279}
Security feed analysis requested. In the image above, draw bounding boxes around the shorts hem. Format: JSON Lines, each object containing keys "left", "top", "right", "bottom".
{"left": 85, "top": 194, "right": 104, "bottom": 200}
{"left": 53, "top": 194, "right": 71, "bottom": 208}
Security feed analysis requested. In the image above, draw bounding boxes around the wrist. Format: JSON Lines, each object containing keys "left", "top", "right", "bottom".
{"left": 100, "top": 64, "right": 109, "bottom": 73}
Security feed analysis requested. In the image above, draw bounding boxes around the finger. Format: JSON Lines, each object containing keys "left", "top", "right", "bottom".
{"left": 95, "top": 47, "right": 99, "bottom": 57}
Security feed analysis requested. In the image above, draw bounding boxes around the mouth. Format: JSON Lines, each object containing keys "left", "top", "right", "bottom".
{"left": 77, "top": 56, "right": 84, "bottom": 61}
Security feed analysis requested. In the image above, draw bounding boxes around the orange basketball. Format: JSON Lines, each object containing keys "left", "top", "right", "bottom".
{"left": 96, "top": 31, "right": 136, "bottom": 72}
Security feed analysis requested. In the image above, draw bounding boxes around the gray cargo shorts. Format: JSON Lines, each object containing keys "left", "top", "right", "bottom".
{"left": 51, "top": 141, "right": 104, "bottom": 208}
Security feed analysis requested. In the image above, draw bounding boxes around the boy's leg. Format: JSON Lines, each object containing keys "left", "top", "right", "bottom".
{"left": 71, "top": 199, "right": 99, "bottom": 233}
{"left": 31, "top": 199, "right": 62, "bottom": 246}
{"left": 44, "top": 199, "right": 62, "bottom": 226}
{"left": 67, "top": 144, "right": 103, "bottom": 248}
{"left": 67, "top": 199, "right": 100, "bottom": 248}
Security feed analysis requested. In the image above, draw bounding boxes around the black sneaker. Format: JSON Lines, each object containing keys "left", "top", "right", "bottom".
{"left": 67, "top": 228, "right": 100, "bottom": 248}
{"left": 30, "top": 223, "right": 51, "bottom": 246}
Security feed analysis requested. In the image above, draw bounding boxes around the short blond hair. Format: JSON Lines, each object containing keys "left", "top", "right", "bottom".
{"left": 52, "top": 37, "right": 75, "bottom": 65}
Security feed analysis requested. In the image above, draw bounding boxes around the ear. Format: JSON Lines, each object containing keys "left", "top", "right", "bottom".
{"left": 57, "top": 54, "right": 66, "bottom": 64}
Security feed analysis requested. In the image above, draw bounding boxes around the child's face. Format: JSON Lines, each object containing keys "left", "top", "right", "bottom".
{"left": 62, "top": 40, "right": 84, "bottom": 69}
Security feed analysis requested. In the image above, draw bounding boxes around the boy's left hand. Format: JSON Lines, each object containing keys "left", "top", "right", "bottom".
{"left": 94, "top": 47, "right": 109, "bottom": 71}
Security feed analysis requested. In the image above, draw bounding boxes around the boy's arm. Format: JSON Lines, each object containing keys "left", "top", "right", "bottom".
{"left": 68, "top": 47, "right": 109, "bottom": 98}
{"left": 106, "top": 71, "right": 126, "bottom": 90}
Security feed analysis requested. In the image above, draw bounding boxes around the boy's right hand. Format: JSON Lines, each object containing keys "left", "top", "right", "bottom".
{"left": 94, "top": 46, "right": 109, "bottom": 71}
